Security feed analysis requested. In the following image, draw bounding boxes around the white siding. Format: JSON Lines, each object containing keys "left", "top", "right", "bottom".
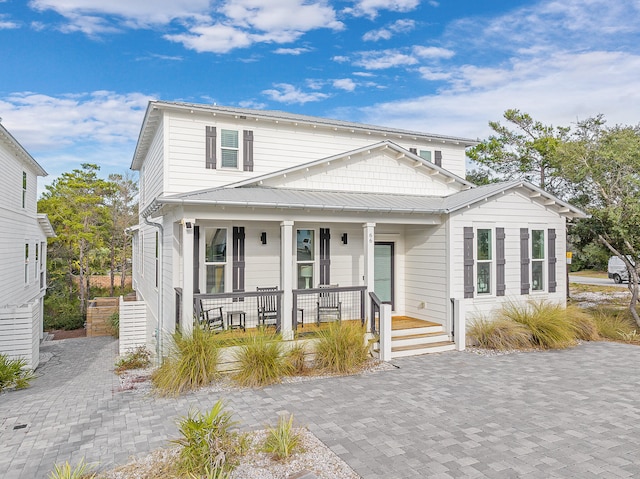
{"left": 140, "top": 117, "right": 165, "bottom": 211}
{"left": 404, "top": 224, "right": 448, "bottom": 326}
{"left": 162, "top": 110, "right": 469, "bottom": 195}
{"left": 448, "top": 190, "right": 568, "bottom": 321}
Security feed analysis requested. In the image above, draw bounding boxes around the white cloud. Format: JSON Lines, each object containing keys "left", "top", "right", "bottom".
{"left": 347, "top": 0, "right": 420, "bottom": 18}
{"left": 0, "top": 14, "right": 19, "bottom": 29}
{"left": 262, "top": 83, "right": 329, "bottom": 104}
{"left": 333, "top": 78, "right": 356, "bottom": 91}
{"left": 352, "top": 49, "right": 419, "bottom": 69}
{"left": 273, "top": 47, "right": 312, "bottom": 55}
{"left": 363, "top": 18, "right": 416, "bottom": 41}
{"left": 353, "top": 71, "right": 375, "bottom": 77}
{"left": 413, "top": 46, "right": 454, "bottom": 59}
{"left": 0, "top": 91, "right": 151, "bottom": 150}
{"left": 359, "top": 50, "right": 640, "bottom": 140}
{"left": 332, "top": 55, "right": 350, "bottom": 63}
{"left": 363, "top": 28, "right": 391, "bottom": 42}
{"left": 165, "top": 24, "right": 253, "bottom": 54}
{"left": 417, "top": 68, "right": 451, "bottom": 81}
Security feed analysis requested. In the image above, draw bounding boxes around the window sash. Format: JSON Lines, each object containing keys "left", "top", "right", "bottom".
{"left": 419, "top": 150, "right": 432, "bottom": 162}
{"left": 220, "top": 129, "right": 238, "bottom": 168}
{"left": 297, "top": 229, "right": 315, "bottom": 288}
{"left": 220, "top": 149, "right": 238, "bottom": 168}
{"left": 532, "top": 260, "right": 544, "bottom": 291}
{"left": 532, "top": 230, "right": 545, "bottom": 259}
{"left": 477, "top": 261, "right": 492, "bottom": 294}
{"left": 206, "top": 265, "right": 225, "bottom": 293}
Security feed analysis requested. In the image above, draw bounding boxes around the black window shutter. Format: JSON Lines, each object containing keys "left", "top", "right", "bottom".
{"left": 435, "top": 150, "right": 442, "bottom": 167}
{"left": 232, "top": 227, "right": 245, "bottom": 301}
{"left": 409, "top": 147, "right": 417, "bottom": 155}
{"left": 496, "top": 227, "right": 506, "bottom": 296}
{"left": 520, "top": 228, "right": 530, "bottom": 295}
{"left": 548, "top": 228, "right": 557, "bottom": 293}
{"left": 464, "top": 227, "right": 474, "bottom": 298}
{"left": 193, "top": 226, "right": 200, "bottom": 294}
{"left": 243, "top": 130, "right": 254, "bottom": 171}
{"left": 319, "top": 228, "right": 331, "bottom": 285}
{"left": 206, "top": 126, "right": 217, "bottom": 169}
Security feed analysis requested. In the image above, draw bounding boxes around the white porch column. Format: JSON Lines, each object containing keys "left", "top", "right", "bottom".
{"left": 453, "top": 298, "right": 466, "bottom": 351}
{"left": 379, "top": 303, "right": 393, "bottom": 361}
{"left": 280, "top": 221, "right": 294, "bottom": 340}
{"left": 363, "top": 222, "right": 376, "bottom": 329}
{"left": 181, "top": 219, "right": 195, "bottom": 336}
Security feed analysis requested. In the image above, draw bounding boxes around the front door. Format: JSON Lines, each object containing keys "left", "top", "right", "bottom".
{"left": 374, "top": 242, "right": 394, "bottom": 309}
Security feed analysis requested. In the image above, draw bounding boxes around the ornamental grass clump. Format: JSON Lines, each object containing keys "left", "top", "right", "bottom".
{"left": 590, "top": 306, "right": 636, "bottom": 340}
{"left": 285, "top": 343, "right": 309, "bottom": 376}
{"left": 314, "top": 321, "right": 369, "bottom": 374}
{"left": 115, "top": 346, "right": 151, "bottom": 373}
{"left": 48, "top": 458, "right": 96, "bottom": 479}
{"left": 263, "top": 414, "right": 303, "bottom": 461}
{"left": 233, "top": 331, "right": 292, "bottom": 387}
{"left": 565, "top": 304, "right": 599, "bottom": 341}
{"left": 499, "top": 301, "right": 576, "bottom": 349}
{"left": 151, "top": 326, "right": 221, "bottom": 396}
{"left": 467, "top": 317, "right": 533, "bottom": 350}
{"left": 0, "top": 354, "right": 34, "bottom": 392}
{"left": 173, "top": 401, "right": 243, "bottom": 477}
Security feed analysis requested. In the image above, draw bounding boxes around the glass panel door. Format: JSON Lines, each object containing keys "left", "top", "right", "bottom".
{"left": 374, "top": 242, "right": 394, "bottom": 309}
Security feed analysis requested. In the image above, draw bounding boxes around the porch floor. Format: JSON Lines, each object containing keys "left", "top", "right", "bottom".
{"left": 391, "top": 316, "right": 440, "bottom": 331}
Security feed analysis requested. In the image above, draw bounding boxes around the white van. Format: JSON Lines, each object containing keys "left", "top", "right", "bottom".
{"left": 608, "top": 256, "right": 632, "bottom": 283}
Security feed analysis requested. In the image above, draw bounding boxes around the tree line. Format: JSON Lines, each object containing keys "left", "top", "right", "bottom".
{"left": 468, "top": 110, "right": 640, "bottom": 326}
{"left": 38, "top": 163, "right": 138, "bottom": 329}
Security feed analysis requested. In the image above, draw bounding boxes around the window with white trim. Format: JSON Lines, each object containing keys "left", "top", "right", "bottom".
{"left": 22, "top": 172, "right": 27, "bottom": 208}
{"left": 155, "top": 231, "right": 159, "bottom": 288}
{"left": 419, "top": 150, "right": 432, "bottom": 162}
{"left": 220, "top": 129, "right": 239, "bottom": 168}
{"left": 205, "top": 227, "right": 227, "bottom": 293}
{"left": 476, "top": 229, "right": 493, "bottom": 294}
{"left": 296, "top": 229, "right": 315, "bottom": 289}
{"left": 531, "top": 229, "right": 545, "bottom": 291}
{"left": 24, "top": 243, "right": 29, "bottom": 283}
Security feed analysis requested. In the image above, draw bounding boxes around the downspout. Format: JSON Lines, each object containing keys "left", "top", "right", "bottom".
{"left": 144, "top": 215, "right": 163, "bottom": 363}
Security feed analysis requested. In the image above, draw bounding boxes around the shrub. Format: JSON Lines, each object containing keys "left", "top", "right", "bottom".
{"left": 0, "top": 355, "right": 34, "bottom": 392}
{"left": 233, "top": 331, "right": 292, "bottom": 387}
{"left": 499, "top": 301, "right": 576, "bottom": 349}
{"left": 115, "top": 346, "right": 151, "bottom": 373}
{"left": 565, "top": 305, "right": 599, "bottom": 341}
{"left": 590, "top": 307, "right": 636, "bottom": 340}
{"left": 467, "top": 317, "right": 533, "bottom": 350}
{"left": 48, "top": 459, "right": 96, "bottom": 479}
{"left": 44, "top": 292, "right": 84, "bottom": 330}
{"left": 173, "top": 401, "right": 241, "bottom": 476}
{"left": 151, "top": 327, "right": 221, "bottom": 396}
{"left": 285, "top": 343, "right": 308, "bottom": 376}
{"left": 263, "top": 414, "right": 302, "bottom": 461}
{"left": 314, "top": 321, "right": 369, "bottom": 374}
{"left": 109, "top": 312, "right": 120, "bottom": 339}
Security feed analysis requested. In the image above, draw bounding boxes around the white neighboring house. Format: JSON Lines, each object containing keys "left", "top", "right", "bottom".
{"left": 130, "top": 101, "right": 586, "bottom": 359}
{"left": 0, "top": 123, "right": 55, "bottom": 370}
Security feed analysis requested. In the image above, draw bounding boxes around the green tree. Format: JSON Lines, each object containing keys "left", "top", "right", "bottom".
{"left": 468, "top": 109, "right": 570, "bottom": 196}
{"left": 39, "top": 164, "right": 112, "bottom": 318}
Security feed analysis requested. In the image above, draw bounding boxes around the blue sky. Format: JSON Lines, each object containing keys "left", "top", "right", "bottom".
{"left": 1, "top": 0, "right": 640, "bottom": 192}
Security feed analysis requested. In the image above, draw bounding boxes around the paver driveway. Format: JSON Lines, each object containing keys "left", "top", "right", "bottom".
{"left": 1, "top": 337, "right": 639, "bottom": 478}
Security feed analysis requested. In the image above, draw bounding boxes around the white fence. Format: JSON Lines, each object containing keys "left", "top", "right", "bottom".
{"left": 119, "top": 296, "right": 147, "bottom": 356}
{"left": 0, "top": 301, "right": 40, "bottom": 369}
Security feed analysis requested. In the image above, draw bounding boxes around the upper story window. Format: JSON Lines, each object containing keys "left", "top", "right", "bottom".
{"left": 476, "top": 229, "right": 493, "bottom": 294}
{"left": 205, "top": 127, "right": 253, "bottom": 171}
{"left": 419, "top": 150, "right": 432, "bottom": 162}
{"left": 22, "top": 172, "right": 27, "bottom": 208}
{"left": 220, "top": 130, "right": 239, "bottom": 168}
{"left": 531, "top": 229, "right": 545, "bottom": 291}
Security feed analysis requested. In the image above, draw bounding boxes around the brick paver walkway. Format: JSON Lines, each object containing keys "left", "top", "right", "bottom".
{"left": 1, "top": 337, "right": 639, "bottom": 478}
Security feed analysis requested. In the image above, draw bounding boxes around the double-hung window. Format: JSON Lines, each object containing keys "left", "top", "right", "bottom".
{"left": 476, "top": 229, "right": 493, "bottom": 294}
{"left": 22, "top": 172, "right": 27, "bottom": 208}
{"left": 205, "top": 228, "right": 227, "bottom": 293}
{"left": 531, "top": 229, "right": 545, "bottom": 291}
{"left": 296, "top": 229, "right": 315, "bottom": 289}
{"left": 220, "top": 130, "right": 239, "bottom": 168}
{"left": 24, "top": 243, "right": 29, "bottom": 283}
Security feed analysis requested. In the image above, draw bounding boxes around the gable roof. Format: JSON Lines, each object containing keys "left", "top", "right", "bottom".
{"left": 224, "top": 140, "right": 474, "bottom": 190}
{"left": 0, "top": 123, "right": 47, "bottom": 176}
{"left": 131, "top": 100, "right": 479, "bottom": 170}
{"left": 143, "top": 179, "right": 586, "bottom": 220}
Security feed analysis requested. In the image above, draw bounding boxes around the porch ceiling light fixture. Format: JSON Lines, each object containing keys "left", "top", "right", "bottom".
{"left": 341, "top": 233, "right": 348, "bottom": 244}
{"left": 260, "top": 232, "right": 267, "bottom": 244}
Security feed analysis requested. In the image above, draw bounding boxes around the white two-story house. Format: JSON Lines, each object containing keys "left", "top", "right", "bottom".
{"left": 0, "top": 123, "right": 55, "bottom": 369}
{"left": 130, "top": 101, "right": 585, "bottom": 359}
